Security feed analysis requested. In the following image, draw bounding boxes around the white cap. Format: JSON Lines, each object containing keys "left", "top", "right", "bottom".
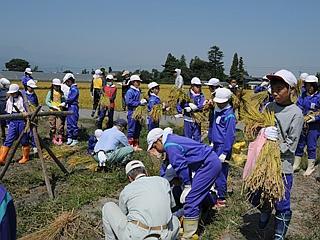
{"left": 125, "top": 160, "right": 145, "bottom": 175}
{"left": 267, "top": 69, "right": 297, "bottom": 87}
{"left": 0, "top": 78, "right": 10, "bottom": 86}
{"left": 7, "top": 84, "right": 20, "bottom": 94}
{"left": 174, "top": 68, "right": 181, "bottom": 75}
{"left": 122, "top": 70, "right": 130, "bottom": 76}
{"left": 299, "top": 73, "right": 309, "bottom": 81}
{"left": 63, "top": 73, "right": 75, "bottom": 83}
{"left": 213, "top": 88, "right": 232, "bottom": 103}
{"left": 191, "top": 77, "right": 201, "bottom": 85}
{"left": 205, "top": 78, "right": 220, "bottom": 86}
{"left": 304, "top": 75, "right": 318, "bottom": 83}
{"left": 25, "top": 68, "right": 32, "bottom": 74}
{"left": 95, "top": 69, "right": 102, "bottom": 75}
{"left": 106, "top": 74, "right": 114, "bottom": 80}
{"left": 52, "top": 78, "right": 61, "bottom": 86}
{"left": 94, "top": 129, "right": 103, "bottom": 140}
{"left": 147, "top": 128, "right": 164, "bottom": 151}
{"left": 148, "top": 82, "right": 159, "bottom": 89}
{"left": 128, "top": 75, "right": 142, "bottom": 84}
{"left": 26, "top": 79, "right": 37, "bottom": 88}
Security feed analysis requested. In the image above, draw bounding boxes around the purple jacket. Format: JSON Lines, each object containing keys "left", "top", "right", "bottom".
{"left": 164, "top": 134, "right": 215, "bottom": 185}
{"left": 177, "top": 91, "right": 205, "bottom": 117}
{"left": 0, "top": 185, "right": 16, "bottom": 240}
{"left": 296, "top": 91, "right": 320, "bottom": 122}
{"left": 66, "top": 84, "right": 79, "bottom": 106}
{"left": 21, "top": 75, "right": 33, "bottom": 87}
{"left": 211, "top": 106, "right": 236, "bottom": 156}
{"left": 125, "top": 87, "right": 141, "bottom": 112}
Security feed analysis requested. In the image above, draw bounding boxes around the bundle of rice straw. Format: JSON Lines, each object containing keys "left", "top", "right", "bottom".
{"left": 250, "top": 91, "right": 269, "bottom": 109}
{"left": 132, "top": 105, "right": 147, "bottom": 124}
{"left": 165, "top": 87, "right": 190, "bottom": 115}
{"left": 150, "top": 104, "right": 163, "bottom": 122}
{"left": 19, "top": 211, "right": 78, "bottom": 240}
{"left": 241, "top": 105, "right": 285, "bottom": 205}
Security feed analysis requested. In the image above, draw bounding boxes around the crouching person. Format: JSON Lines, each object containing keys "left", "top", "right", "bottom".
{"left": 102, "top": 160, "right": 180, "bottom": 240}
{"left": 93, "top": 119, "right": 135, "bottom": 171}
{"left": 147, "top": 128, "right": 222, "bottom": 239}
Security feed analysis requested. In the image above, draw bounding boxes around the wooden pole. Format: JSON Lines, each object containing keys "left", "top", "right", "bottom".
{"left": 39, "top": 138, "right": 69, "bottom": 175}
{"left": 0, "top": 111, "right": 73, "bottom": 120}
{"left": 0, "top": 106, "right": 42, "bottom": 180}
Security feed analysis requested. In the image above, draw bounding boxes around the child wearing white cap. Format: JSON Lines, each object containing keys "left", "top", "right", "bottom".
{"left": 90, "top": 69, "right": 104, "bottom": 117}
{"left": 0, "top": 78, "right": 10, "bottom": 141}
{"left": 45, "top": 79, "right": 66, "bottom": 145}
{"left": 21, "top": 67, "right": 33, "bottom": 90}
{"left": 250, "top": 69, "right": 304, "bottom": 239}
{"left": 0, "top": 84, "right": 30, "bottom": 165}
{"left": 147, "top": 82, "right": 161, "bottom": 131}
{"left": 211, "top": 87, "right": 236, "bottom": 208}
{"left": 176, "top": 77, "right": 205, "bottom": 142}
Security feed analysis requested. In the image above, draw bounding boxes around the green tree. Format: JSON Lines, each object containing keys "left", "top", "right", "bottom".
{"left": 208, "top": 45, "right": 225, "bottom": 80}
{"left": 140, "top": 70, "right": 152, "bottom": 83}
{"left": 81, "top": 69, "right": 89, "bottom": 74}
{"left": 189, "top": 56, "right": 212, "bottom": 83}
{"left": 316, "top": 72, "right": 320, "bottom": 80}
{"left": 238, "top": 57, "right": 249, "bottom": 86}
{"left": 179, "top": 55, "right": 192, "bottom": 81}
{"left": 160, "top": 53, "right": 180, "bottom": 83}
{"left": 5, "top": 58, "right": 30, "bottom": 72}
{"left": 151, "top": 68, "right": 160, "bottom": 81}
{"left": 230, "top": 53, "right": 239, "bottom": 80}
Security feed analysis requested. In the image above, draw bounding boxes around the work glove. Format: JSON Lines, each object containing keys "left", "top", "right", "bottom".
{"left": 140, "top": 99, "right": 147, "bottom": 105}
{"left": 180, "top": 185, "right": 191, "bottom": 204}
{"left": 59, "top": 102, "right": 66, "bottom": 107}
{"left": 189, "top": 103, "right": 198, "bottom": 111}
{"left": 219, "top": 154, "right": 227, "bottom": 163}
{"left": 97, "top": 151, "right": 107, "bottom": 166}
{"left": 264, "top": 126, "right": 278, "bottom": 141}
{"left": 174, "top": 113, "right": 183, "bottom": 118}
{"left": 51, "top": 106, "right": 60, "bottom": 111}
{"left": 162, "top": 102, "right": 167, "bottom": 109}
{"left": 307, "top": 116, "right": 316, "bottom": 123}
{"left": 184, "top": 107, "right": 192, "bottom": 113}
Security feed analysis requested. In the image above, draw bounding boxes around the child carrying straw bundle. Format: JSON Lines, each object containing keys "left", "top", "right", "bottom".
{"left": 244, "top": 69, "right": 304, "bottom": 240}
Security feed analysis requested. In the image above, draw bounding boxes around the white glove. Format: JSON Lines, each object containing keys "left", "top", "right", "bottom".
{"left": 180, "top": 185, "right": 191, "bottom": 204}
{"left": 174, "top": 113, "right": 183, "bottom": 118}
{"left": 264, "top": 126, "right": 278, "bottom": 141}
{"left": 219, "top": 154, "right": 227, "bottom": 163}
{"left": 97, "top": 151, "right": 107, "bottom": 166}
{"left": 203, "top": 100, "right": 208, "bottom": 106}
{"left": 140, "top": 99, "right": 147, "bottom": 105}
{"left": 162, "top": 102, "right": 167, "bottom": 109}
{"left": 189, "top": 103, "right": 198, "bottom": 111}
{"left": 51, "top": 106, "right": 60, "bottom": 111}
{"left": 261, "top": 81, "right": 269, "bottom": 87}
{"left": 59, "top": 102, "right": 66, "bottom": 107}
{"left": 184, "top": 107, "right": 192, "bottom": 112}
{"left": 307, "top": 116, "right": 316, "bottom": 123}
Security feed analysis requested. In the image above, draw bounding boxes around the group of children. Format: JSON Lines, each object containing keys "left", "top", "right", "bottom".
{"left": 0, "top": 69, "right": 80, "bottom": 165}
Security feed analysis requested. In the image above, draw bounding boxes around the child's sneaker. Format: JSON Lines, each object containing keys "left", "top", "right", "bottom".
{"left": 32, "top": 147, "right": 38, "bottom": 154}
{"left": 52, "top": 136, "right": 58, "bottom": 145}
{"left": 66, "top": 138, "right": 73, "bottom": 145}
{"left": 69, "top": 140, "right": 79, "bottom": 146}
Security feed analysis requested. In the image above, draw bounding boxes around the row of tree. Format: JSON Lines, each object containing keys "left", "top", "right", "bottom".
{"left": 4, "top": 44, "right": 249, "bottom": 84}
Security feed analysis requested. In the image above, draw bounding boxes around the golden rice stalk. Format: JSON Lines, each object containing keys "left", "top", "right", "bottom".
{"left": 192, "top": 111, "right": 208, "bottom": 125}
{"left": 18, "top": 211, "right": 78, "bottom": 240}
{"left": 67, "top": 155, "right": 94, "bottom": 168}
{"left": 244, "top": 140, "right": 285, "bottom": 204}
{"left": 132, "top": 105, "right": 147, "bottom": 124}
{"left": 150, "top": 104, "right": 163, "bottom": 122}
{"left": 165, "top": 87, "right": 191, "bottom": 115}
{"left": 100, "top": 94, "right": 110, "bottom": 107}
{"left": 250, "top": 91, "right": 269, "bottom": 109}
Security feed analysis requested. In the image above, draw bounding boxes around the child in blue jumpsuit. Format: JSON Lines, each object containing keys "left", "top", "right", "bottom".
{"left": 61, "top": 74, "right": 79, "bottom": 146}
{"left": 204, "top": 78, "right": 221, "bottom": 145}
{"left": 211, "top": 88, "right": 236, "bottom": 207}
{"left": 147, "top": 82, "right": 161, "bottom": 131}
{"left": 177, "top": 77, "right": 205, "bottom": 142}
{"left": 147, "top": 127, "right": 222, "bottom": 239}
{"left": 125, "top": 75, "right": 146, "bottom": 148}
{"left": 22, "top": 80, "right": 39, "bottom": 153}
{"left": 0, "top": 78, "right": 10, "bottom": 142}
{"left": 87, "top": 129, "right": 102, "bottom": 155}
{"left": 0, "top": 184, "right": 16, "bottom": 240}
{"left": 294, "top": 75, "right": 320, "bottom": 176}
{"left": 250, "top": 70, "right": 304, "bottom": 240}
{"left": 0, "top": 84, "right": 30, "bottom": 165}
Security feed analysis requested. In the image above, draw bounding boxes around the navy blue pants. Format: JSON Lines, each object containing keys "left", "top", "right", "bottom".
{"left": 184, "top": 152, "right": 221, "bottom": 219}
{"left": 147, "top": 117, "right": 159, "bottom": 131}
{"left": 98, "top": 107, "right": 114, "bottom": 129}
{"left": 67, "top": 105, "right": 79, "bottom": 140}
{"left": 250, "top": 174, "right": 293, "bottom": 213}
{"left": 295, "top": 126, "right": 319, "bottom": 159}
{"left": 184, "top": 121, "right": 201, "bottom": 142}
{"left": 127, "top": 110, "right": 141, "bottom": 139}
{"left": 4, "top": 120, "right": 29, "bottom": 147}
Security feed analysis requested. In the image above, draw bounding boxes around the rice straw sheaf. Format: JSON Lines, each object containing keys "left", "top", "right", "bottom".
{"left": 18, "top": 211, "right": 78, "bottom": 240}
{"left": 132, "top": 105, "right": 147, "bottom": 124}
{"left": 150, "top": 104, "right": 163, "bottom": 122}
{"left": 99, "top": 94, "right": 110, "bottom": 108}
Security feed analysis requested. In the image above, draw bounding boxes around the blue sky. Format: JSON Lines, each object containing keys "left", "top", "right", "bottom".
{"left": 1, "top": 0, "right": 319, "bottom": 77}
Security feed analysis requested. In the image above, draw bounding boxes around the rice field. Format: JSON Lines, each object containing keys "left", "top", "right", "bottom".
{"left": 13, "top": 81, "right": 212, "bottom": 110}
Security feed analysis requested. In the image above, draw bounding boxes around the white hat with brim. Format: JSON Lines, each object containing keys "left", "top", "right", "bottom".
{"left": 0, "top": 78, "right": 10, "bottom": 86}
{"left": 147, "top": 128, "right": 164, "bottom": 151}
{"left": 125, "top": 160, "right": 145, "bottom": 175}
{"left": 191, "top": 77, "right": 201, "bottom": 85}
{"left": 127, "top": 75, "right": 142, "bottom": 84}
{"left": 204, "top": 78, "right": 220, "bottom": 86}
{"left": 52, "top": 78, "right": 61, "bottom": 86}
{"left": 213, "top": 88, "right": 232, "bottom": 103}
{"left": 25, "top": 68, "right": 32, "bottom": 74}
{"left": 304, "top": 75, "right": 318, "bottom": 83}
{"left": 95, "top": 69, "right": 102, "bottom": 75}
{"left": 94, "top": 129, "right": 103, "bottom": 140}
{"left": 7, "top": 84, "right": 20, "bottom": 94}
{"left": 26, "top": 80, "right": 37, "bottom": 88}
{"left": 63, "top": 73, "right": 75, "bottom": 83}
{"left": 299, "top": 73, "right": 309, "bottom": 81}
{"left": 267, "top": 69, "right": 297, "bottom": 87}
{"left": 148, "top": 82, "right": 159, "bottom": 89}
{"left": 122, "top": 70, "right": 130, "bottom": 77}
{"left": 106, "top": 74, "right": 114, "bottom": 80}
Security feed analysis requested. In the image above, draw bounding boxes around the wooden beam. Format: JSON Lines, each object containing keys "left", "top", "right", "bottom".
{"left": 0, "top": 111, "right": 73, "bottom": 120}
